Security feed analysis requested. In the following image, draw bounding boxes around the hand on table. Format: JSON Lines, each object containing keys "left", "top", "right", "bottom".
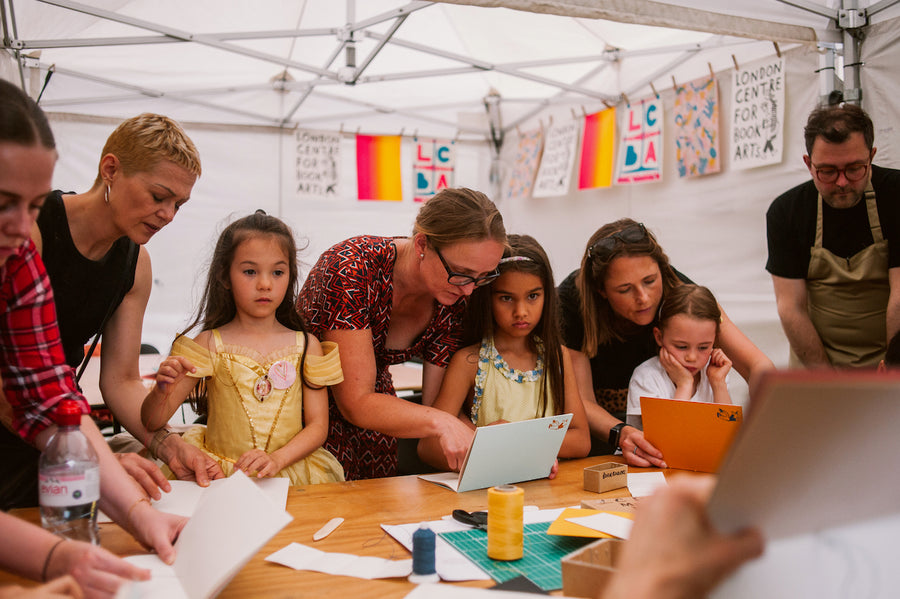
{"left": 437, "top": 413, "right": 475, "bottom": 472}
{"left": 124, "top": 500, "right": 187, "bottom": 566}
{"left": 619, "top": 426, "right": 666, "bottom": 468}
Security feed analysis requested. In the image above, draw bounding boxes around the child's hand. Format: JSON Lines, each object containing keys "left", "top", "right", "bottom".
{"left": 234, "top": 449, "right": 280, "bottom": 478}
{"left": 658, "top": 347, "right": 694, "bottom": 391}
{"left": 155, "top": 356, "right": 197, "bottom": 394}
{"left": 706, "top": 349, "right": 732, "bottom": 385}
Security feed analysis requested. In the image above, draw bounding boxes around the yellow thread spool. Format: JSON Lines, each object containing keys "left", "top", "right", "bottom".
{"left": 487, "top": 484, "right": 524, "bottom": 560}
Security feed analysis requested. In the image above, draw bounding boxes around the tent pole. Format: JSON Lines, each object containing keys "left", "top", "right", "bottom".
{"left": 839, "top": 0, "right": 865, "bottom": 105}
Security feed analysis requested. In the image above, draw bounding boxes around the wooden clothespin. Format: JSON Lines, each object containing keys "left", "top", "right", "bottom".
{"left": 581, "top": 106, "right": 588, "bottom": 118}
{"left": 399, "top": 127, "right": 405, "bottom": 137}
{"left": 773, "top": 41, "right": 782, "bottom": 58}
{"left": 708, "top": 62, "right": 715, "bottom": 80}
{"left": 671, "top": 76, "right": 678, "bottom": 93}
{"left": 516, "top": 125, "right": 523, "bottom": 137}
{"left": 548, "top": 114, "right": 554, "bottom": 126}
{"left": 570, "top": 107, "right": 578, "bottom": 120}
{"left": 454, "top": 129, "right": 460, "bottom": 142}
{"left": 601, "top": 100, "right": 612, "bottom": 109}
{"left": 650, "top": 82, "right": 659, "bottom": 99}
{"left": 356, "top": 126, "right": 361, "bottom": 135}
{"left": 732, "top": 54, "right": 740, "bottom": 72}
{"left": 413, "top": 128, "right": 418, "bottom": 139}
{"left": 622, "top": 92, "right": 630, "bottom": 106}
{"left": 339, "top": 123, "right": 344, "bottom": 134}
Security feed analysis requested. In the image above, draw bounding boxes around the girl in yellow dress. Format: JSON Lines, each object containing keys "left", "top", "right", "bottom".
{"left": 141, "top": 211, "right": 344, "bottom": 484}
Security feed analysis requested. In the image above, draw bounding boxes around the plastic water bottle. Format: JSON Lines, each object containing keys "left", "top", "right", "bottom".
{"left": 38, "top": 399, "right": 100, "bottom": 544}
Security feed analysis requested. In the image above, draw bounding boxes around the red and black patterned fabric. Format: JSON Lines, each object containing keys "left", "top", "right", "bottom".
{"left": 299, "top": 236, "right": 465, "bottom": 480}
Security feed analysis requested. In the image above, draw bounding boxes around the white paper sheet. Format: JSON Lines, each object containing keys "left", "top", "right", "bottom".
{"left": 626, "top": 472, "right": 667, "bottom": 497}
{"left": 565, "top": 512, "right": 633, "bottom": 539}
{"left": 122, "top": 471, "right": 292, "bottom": 599}
{"left": 265, "top": 543, "right": 412, "bottom": 579}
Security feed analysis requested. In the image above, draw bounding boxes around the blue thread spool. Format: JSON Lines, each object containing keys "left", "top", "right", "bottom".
{"left": 408, "top": 524, "right": 440, "bottom": 583}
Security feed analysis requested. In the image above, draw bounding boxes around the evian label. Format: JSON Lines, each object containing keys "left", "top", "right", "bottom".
{"left": 39, "top": 468, "right": 100, "bottom": 507}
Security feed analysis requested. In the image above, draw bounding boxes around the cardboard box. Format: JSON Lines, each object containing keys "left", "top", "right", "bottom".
{"left": 561, "top": 538, "right": 624, "bottom": 599}
{"left": 583, "top": 462, "right": 627, "bottom": 493}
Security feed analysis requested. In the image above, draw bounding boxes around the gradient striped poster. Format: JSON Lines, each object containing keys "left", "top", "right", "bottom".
{"left": 578, "top": 108, "right": 616, "bottom": 190}
{"left": 356, "top": 134, "right": 402, "bottom": 201}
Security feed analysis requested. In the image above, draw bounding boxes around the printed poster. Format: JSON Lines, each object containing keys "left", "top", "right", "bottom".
{"left": 615, "top": 99, "right": 663, "bottom": 184}
{"left": 413, "top": 138, "right": 455, "bottom": 202}
{"left": 674, "top": 76, "right": 721, "bottom": 178}
{"left": 356, "top": 134, "right": 402, "bottom": 201}
{"left": 578, "top": 108, "right": 616, "bottom": 190}
{"left": 732, "top": 56, "right": 785, "bottom": 170}
{"left": 504, "top": 128, "right": 543, "bottom": 201}
{"left": 532, "top": 121, "right": 579, "bottom": 198}
{"left": 291, "top": 129, "right": 341, "bottom": 200}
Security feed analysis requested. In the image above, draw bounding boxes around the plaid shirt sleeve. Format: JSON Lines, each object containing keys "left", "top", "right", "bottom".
{"left": 0, "top": 241, "right": 88, "bottom": 444}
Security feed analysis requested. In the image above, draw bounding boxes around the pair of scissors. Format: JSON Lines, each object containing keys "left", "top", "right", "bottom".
{"left": 452, "top": 509, "right": 488, "bottom": 530}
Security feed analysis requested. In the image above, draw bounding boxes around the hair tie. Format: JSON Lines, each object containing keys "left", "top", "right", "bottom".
{"left": 499, "top": 256, "right": 534, "bottom": 264}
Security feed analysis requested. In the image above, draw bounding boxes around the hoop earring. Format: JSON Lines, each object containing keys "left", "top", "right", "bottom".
{"left": 104, "top": 185, "right": 110, "bottom": 205}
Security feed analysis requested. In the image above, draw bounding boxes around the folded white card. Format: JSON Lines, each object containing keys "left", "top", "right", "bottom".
{"left": 419, "top": 414, "right": 573, "bottom": 492}
{"left": 123, "top": 471, "right": 292, "bottom": 599}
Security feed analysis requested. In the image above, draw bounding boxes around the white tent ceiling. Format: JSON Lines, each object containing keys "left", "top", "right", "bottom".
{"left": 5, "top": 0, "right": 898, "bottom": 138}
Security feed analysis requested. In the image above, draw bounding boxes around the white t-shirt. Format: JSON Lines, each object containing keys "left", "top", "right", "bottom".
{"left": 626, "top": 356, "right": 726, "bottom": 417}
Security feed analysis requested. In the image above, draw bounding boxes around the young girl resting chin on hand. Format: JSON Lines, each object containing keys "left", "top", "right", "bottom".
{"left": 141, "top": 211, "right": 344, "bottom": 484}
{"left": 418, "top": 234, "right": 590, "bottom": 473}
{"left": 626, "top": 284, "right": 732, "bottom": 430}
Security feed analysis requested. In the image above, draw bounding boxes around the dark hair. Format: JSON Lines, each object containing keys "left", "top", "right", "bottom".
{"left": 657, "top": 284, "right": 722, "bottom": 337}
{"left": 181, "top": 210, "right": 309, "bottom": 414}
{"left": 804, "top": 104, "right": 874, "bottom": 155}
{"left": 886, "top": 331, "right": 900, "bottom": 367}
{"left": 0, "top": 79, "right": 55, "bottom": 149}
{"left": 463, "top": 234, "right": 565, "bottom": 418}
{"left": 413, "top": 187, "right": 506, "bottom": 249}
{"left": 576, "top": 219, "right": 681, "bottom": 355}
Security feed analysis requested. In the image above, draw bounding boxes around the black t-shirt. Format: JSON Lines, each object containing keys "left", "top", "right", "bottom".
{"left": 37, "top": 191, "right": 139, "bottom": 369}
{"left": 557, "top": 267, "right": 692, "bottom": 418}
{"left": 766, "top": 164, "right": 900, "bottom": 279}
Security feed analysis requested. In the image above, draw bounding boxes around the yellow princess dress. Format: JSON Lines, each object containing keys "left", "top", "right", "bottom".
{"left": 170, "top": 329, "right": 345, "bottom": 484}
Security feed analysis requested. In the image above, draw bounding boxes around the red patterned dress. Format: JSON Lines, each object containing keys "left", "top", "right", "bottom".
{"left": 299, "top": 236, "right": 465, "bottom": 480}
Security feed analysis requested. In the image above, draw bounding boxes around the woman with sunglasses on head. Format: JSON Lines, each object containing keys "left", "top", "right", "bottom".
{"left": 299, "top": 188, "right": 507, "bottom": 480}
{"left": 558, "top": 219, "right": 773, "bottom": 467}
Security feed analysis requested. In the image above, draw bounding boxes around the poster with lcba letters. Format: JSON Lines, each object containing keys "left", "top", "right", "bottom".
{"left": 413, "top": 138, "right": 455, "bottom": 202}
{"left": 532, "top": 121, "right": 579, "bottom": 197}
{"left": 615, "top": 99, "right": 663, "bottom": 184}
{"left": 291, "top": 129, "right": 341, "bottom": 200}
{"left": 731, "top": 56, "right": 785, "bottom": 170}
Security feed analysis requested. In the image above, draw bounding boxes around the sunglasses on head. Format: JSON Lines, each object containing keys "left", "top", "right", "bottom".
{"left": 587, "top": 223, "right": 648, "bottom": 259}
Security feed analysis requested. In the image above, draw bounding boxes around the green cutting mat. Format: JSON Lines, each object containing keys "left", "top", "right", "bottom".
{"left": 438, "top": 522, "right": 592, "bottom": 591}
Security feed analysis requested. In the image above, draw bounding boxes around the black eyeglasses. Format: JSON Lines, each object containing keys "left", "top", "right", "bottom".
{"left": 434, "top": 247, "right": 500, "bottom": 287}
{"left": 813, "top": 162, "right": 870, "bottom": 184}
{"left": 587, "top": 223, "right": 648, "bottom": 259}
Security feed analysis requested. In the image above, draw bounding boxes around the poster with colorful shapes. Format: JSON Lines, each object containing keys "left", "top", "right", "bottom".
{"left": 504, "top": 128, "right": 544, "bottom": 201}
{"left": 532, "top": 121, "right": 579, "bottom": 198}
{"left": 615, "top": 99, "right": 663, "bottom": 184}
{"left": 413, "top": 138, "right": 455, "bottom": 202}
{"left": 732, "top": 56, "right": 785, "bottom": 170}
{"left": 356, "top": 134, "right": 402, "bottom": 201}
{"left": 578, "top": 108, "right": 616, "bottom": 190}
{"left": 674, "top": 76, "right": 721, "bottom": 177}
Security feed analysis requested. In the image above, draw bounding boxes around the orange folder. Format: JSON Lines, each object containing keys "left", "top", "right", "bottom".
{"left": 640, "top": 397, "right": 742, "bottom": 473}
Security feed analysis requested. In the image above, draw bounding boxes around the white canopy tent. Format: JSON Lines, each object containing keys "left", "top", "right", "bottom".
{"left": 3, "top": 0, "right": 900, "bottom": 386}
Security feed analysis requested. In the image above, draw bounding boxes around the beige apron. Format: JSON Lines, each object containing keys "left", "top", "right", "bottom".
{"left": 795, "top": 183, "right": 889, "bottom": 368}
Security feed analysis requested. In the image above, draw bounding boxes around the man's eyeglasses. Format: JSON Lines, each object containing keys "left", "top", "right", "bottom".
{"left": 587, "top": 223, "right": 648, "bottom": 259}
{"left": 434, "top": 247, "right": 500, "bottom": 287}
{"left": 813, "top": 162, "right": 870, "bottom": 184}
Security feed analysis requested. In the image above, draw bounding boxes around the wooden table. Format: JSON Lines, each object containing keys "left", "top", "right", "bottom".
{"left": 5, "top": 457, "right": 678, "bottom": 598}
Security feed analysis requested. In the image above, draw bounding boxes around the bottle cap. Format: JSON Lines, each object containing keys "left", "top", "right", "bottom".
{"left": 54, "top": 399, "right": 83, "bottom": 427}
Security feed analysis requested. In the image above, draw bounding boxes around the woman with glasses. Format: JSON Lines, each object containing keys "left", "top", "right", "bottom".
{"left": 299, "top": 188, "right": 506, "bottom": 480}
{"left": 558, "top": 219, "right": 773, "bottom": 466}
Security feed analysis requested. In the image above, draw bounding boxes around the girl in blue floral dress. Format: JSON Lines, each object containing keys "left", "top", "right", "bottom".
{"left": 417, "top": 235, "right": 590, "bottom": 471}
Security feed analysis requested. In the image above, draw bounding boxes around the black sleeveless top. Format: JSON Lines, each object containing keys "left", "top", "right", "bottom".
{"left": 37, "top": 191, "right": 140, "bottom": 369}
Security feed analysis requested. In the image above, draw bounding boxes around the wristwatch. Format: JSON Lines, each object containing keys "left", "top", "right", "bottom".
{"left": 608, "top": 422, "right": 627, "bottom": 451}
